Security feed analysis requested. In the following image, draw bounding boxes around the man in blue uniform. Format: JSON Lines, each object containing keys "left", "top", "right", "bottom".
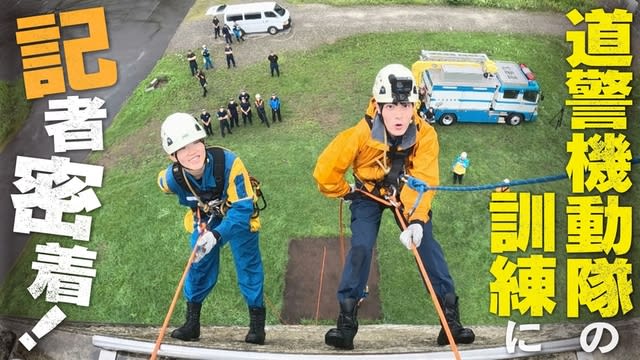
{"left": 157, "top": 113, "right": 266, "bottom": 344}
{"left": 269, "top": 93, "right": 282, "bottom": 123}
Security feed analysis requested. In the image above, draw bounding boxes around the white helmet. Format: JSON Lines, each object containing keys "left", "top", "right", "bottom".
{"left": 372, "top": 64, "right": 419, "bottom": 103}
{"left": 460, "top": 151, "right": 468, "bottom": 159}
{"left": 161, "top": 113, "right": 206, "bottom": 154}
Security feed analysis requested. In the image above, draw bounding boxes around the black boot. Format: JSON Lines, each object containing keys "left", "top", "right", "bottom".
{"left": 437, "top": 293, "right": 475, "bottom": 345}
{"left": 325, "top": 298, "right": 359, "bottom": 350}
{"left": 245, "top": 306, "right": 266, "bottom": 345}
{"left": 171, "top": 302, "right": 201, "bottom": 341}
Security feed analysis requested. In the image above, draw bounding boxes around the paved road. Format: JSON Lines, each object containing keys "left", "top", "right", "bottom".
{"left": 0, "top": 0, "right": 195, "bottom": 283}
{"left": 168, "top": 2, "right": 576, "bottom": 72}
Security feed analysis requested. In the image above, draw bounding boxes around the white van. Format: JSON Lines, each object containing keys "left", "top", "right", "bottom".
{"left": 206, "top": 2, "right": 291, "bottom": 35}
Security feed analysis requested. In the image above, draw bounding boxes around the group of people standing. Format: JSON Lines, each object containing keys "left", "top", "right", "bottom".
{"left": 184, "top": 25, "right": 282, "bottom": 97}
{"left": 212, "top": 16, "right": 245, "bottom": 44}
{"left": 198, "top": 90, "right": 283, "bottom": 137}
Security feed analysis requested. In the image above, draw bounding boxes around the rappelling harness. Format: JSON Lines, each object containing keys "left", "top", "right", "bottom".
{"left": 172, "top": 146, "right": 267, "bottom": 220}
{"left": 356, "top": 113, "right": 417, "bottom": 222}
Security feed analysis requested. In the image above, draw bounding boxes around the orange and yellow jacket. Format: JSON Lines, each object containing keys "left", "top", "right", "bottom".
{"left": 313, "top": 98, "right": 439, "bottom": 224}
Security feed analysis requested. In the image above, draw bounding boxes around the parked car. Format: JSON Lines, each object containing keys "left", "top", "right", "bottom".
{"left": 206, "top": 2, "right": 291, "bottom": 35}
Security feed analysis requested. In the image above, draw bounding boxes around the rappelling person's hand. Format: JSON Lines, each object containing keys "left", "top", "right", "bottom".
{"left": 399, "top": 223, "right": 423, "bottom": 250}
{"left": 194, "top": 230, "right": 218, "bottom": 263}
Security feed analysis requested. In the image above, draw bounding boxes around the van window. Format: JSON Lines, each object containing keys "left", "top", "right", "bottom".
{"left": 523, "top": 90, "right": 538, "bottom": 102}
{"left": 265, "top": 11, "right": 277, "bottom": 18}
{"left": 274, "top": 4, "right": 286, "bottom": 16}
{"left": 503, "top": 90, "right": 519, "bottom": 99}
{"left": 245, "top": 12, "right": 262, "bottom": 20}
{"left": 227, "top": 14, "right": 242, "bottom": 22}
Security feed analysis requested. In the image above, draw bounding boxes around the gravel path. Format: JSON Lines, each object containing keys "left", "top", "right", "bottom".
{"left": 166, "top": 2, "right": 573, "bottom": 69}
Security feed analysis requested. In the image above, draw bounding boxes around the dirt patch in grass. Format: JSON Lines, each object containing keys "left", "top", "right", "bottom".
{"left": 281, "top": 237, "right": 382, "bottom": 324}
{"left": 93, "top": 119, "right": 162, "bottom": 169}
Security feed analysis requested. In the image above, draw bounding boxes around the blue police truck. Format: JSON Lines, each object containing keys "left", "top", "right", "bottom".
{"left": 412, "top": 51, "right": 542, "bottom": 126}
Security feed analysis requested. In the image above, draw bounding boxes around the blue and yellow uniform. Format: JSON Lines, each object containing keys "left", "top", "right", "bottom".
{"left": 159, "top": 148, "right": 264, "bottom": 307}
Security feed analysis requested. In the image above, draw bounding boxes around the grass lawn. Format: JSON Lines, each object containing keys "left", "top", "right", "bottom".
{"left": 1, "top": 28, "right": 638, "bottom": 328}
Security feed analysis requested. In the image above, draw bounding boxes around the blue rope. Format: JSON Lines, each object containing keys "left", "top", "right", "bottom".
{"left": 403, "top": 156, "right": 640, "bottom": 194}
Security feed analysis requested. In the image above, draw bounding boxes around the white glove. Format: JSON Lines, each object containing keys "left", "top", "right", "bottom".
{"left": 399, "top": 223, "right": 423, "bottom": 250}
{"left": 194, "top": 230, "right": 218, "bottom": 263}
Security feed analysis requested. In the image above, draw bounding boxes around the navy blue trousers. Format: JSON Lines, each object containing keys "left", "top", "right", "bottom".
{"left": 337, "top": 196, "right": 456, "bottom": 303}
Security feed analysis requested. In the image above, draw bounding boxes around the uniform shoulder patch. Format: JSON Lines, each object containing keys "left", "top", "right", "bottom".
{"left": 157, "top": 169, "right": 172, "bottom": 194}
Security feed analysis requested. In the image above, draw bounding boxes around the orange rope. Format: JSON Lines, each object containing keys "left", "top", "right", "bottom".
{"left": 338, "top": 200, "right": 346, "bottom": 267}
{"left": 392, "top": 206, "right": 461, "bottom": 360}
{"left": 315, "top": 245, "right": 328, "bottom": 324}
{"left": 263, "top": 290, "right": 288, "bottom": 325}
{"left": 353, "top": 189, "right": 461, "bottom": 360}
{"left": 151, "top": 209, "right": 205, "bottom": 360}
{"left": 150, "top": 244, "right": 198, "bottom": 360}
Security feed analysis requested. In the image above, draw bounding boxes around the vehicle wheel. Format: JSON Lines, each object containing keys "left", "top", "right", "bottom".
{"left": 439, "top": 113, "right": 457, "bottom": 126}
{"left": 506, "top": 113, "right": 523, "bottom": 126}
{"left": 268, "top": 26, "right": 278, "bottom": 35}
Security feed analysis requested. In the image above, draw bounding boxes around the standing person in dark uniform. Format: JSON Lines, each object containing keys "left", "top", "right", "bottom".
{"left": 240, "top": 97, "right": 253, "bottom": 126}
{"left": 267, "top": 51, "right": 280, "bottom": 77}
{"left": 212, "top": 16, "right": 221, "bottom": 39}
{"left": 187, "top": 50, "right": 198, "bottom": 76}
{"left": 196, "top": 69, "right": 208, "bottom": 97}
{"left": 269, "top": 93, "right": 282, "bottom": 123}
{"left": 228, "top": 99, "right": 240, "bottom": 128}
{"left": 216, "top": 106, "right": 233, "bottom": 137}
{"left": 225, "top": 44, "right": 236, "bottom": 69}
{"left": 254, "top": 94, "right": 269, "bottom": 128}
{"left": 200, "top": 109, "right": 213, "bottom": 136}
{"left": 239, "top": 89, "right": 251, "bottom": 104}
{"left": 222, "top": 24, "right": 233, "bottom": 44}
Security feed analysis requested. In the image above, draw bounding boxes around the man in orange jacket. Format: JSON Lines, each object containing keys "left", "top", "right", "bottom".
{"left": 313, "top": 64, "right": 475, "bottom": 350}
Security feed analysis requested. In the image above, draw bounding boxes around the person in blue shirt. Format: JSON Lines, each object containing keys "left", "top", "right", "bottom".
{"left": 452, "top": 151, "right": 469, "bottom": 184}
{"left": 232, "top": 22, "right": 245, "bottom": 41}
{"left": 269, "top": 93, "right": 282, "bottom": 124}
{"left": 157, "top": 113, "right": 266, "bottom": 344}
{"left": 201, "top": 45, "right": 213, "bottom": 70}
